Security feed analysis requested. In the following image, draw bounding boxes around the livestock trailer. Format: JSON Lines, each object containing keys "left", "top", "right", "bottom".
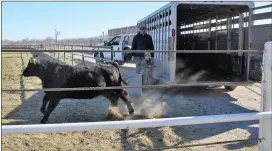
{"left": 137, "top": 1, "right": 271, "bottom": 90}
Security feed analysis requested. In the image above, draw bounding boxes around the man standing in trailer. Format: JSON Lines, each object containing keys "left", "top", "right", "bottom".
{"left": 131, "top": 25, "right": 154, "bottom": 74}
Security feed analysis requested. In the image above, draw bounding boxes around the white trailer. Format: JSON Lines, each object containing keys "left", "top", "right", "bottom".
{"left": 137, "top": 1, "right": 271, "bottom": 90}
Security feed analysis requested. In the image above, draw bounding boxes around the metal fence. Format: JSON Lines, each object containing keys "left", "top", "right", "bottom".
{"left": 1, "top": 41, "right": 272, "bottom": 151}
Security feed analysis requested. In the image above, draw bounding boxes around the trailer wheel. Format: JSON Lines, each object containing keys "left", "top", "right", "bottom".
{"left": 117, "top": 61, "right": 124, "bottom": 65}
{"left": 224, "top": 86, "right": 237, "bottom": 91}
{"left": 124, "top": 54, "right": 132, "bottom": 62}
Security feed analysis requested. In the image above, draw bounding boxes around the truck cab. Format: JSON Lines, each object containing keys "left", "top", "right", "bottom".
{"left": 102, "top": 34, "right": 135, "bottom": 64}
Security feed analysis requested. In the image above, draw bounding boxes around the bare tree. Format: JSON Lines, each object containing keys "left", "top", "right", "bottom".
{"left": 2, "top": 35, "right": 109, "bottom": 46}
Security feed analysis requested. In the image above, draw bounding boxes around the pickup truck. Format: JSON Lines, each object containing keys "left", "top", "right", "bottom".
{"left": 94, "top": 34, "right": 135, "bottom": 65}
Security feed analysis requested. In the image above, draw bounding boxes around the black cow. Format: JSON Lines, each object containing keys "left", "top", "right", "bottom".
{"left": 22, "top": 55, "right": 134, "bottom": 124}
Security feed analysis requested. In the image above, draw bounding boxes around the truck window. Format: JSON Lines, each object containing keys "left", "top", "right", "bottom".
{"left": 128, "top": 35, "right": 134, "bottom": 45}
{"left": 123, "top": 35, "right": 135, "bottom": 46}
{"left": 123, "top": 36, "right": 129, "bottom": 45}
{"left": 111, "top": 36, "right": 121, "bottom": 45}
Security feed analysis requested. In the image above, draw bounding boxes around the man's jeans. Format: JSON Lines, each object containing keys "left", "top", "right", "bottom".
{"left": 135, "top": 56, "right": 144, "bottom": 74}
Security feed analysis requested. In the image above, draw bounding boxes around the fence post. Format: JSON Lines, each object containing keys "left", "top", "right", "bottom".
{"left": 258, "top": 41, "right": 272, "bottom": 151}
{"left": 58, "top": 44, "right": 60, "bottom": 60}
{"left": 82, "top": 46, "right": 85, "bottom": 65}
{"left": 97, "top": 47, "right": 100, "bottom": 63}
{"left": 247, "top": 9, "right": 253, "bottom": 81}
{"left": 71, "top": 46, "right": 74, "bottom": 65}
{"left": 111, "top": 46, "right": 113, "bottom": 61}
{"left": 215, "top": 15, "right": 218, "bottom": 50}
{"left": 64, "top": 45, "right": 66, "bottom": 62}
{"left": 207, "top": 18, "right": 212, "bottom": 50}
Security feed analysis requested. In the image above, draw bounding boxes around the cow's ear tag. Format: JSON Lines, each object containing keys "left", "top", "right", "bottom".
{"left": 30, "top": 57, "right": 37, "bottom": 64}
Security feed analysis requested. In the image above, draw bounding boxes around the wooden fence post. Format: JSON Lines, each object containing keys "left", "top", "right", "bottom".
{"left": 54, "top": 44, "right": 56, "bottom": 57}
{"left": 82, "top": 46, "right": 85, "bottom": 65}
{"left": 71, "top": 46, "right": 74, "bottom": 65}
{"left": 64, "top": 45, "right": 66, "bottom": 62}
{"left": 58, "top": 44, "right": 60, "bottom": 60}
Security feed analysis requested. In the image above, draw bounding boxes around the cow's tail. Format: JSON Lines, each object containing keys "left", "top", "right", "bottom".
{"left": 121, "top": 77, "right": 128, "bottom": 85}
{"left": 107, "top": 61, "right": 128, "bottom": 85}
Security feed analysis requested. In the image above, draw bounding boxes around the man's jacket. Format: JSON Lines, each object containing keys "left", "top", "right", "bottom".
{"left": 131, "top": 32, "right": 154, "bottom": 58}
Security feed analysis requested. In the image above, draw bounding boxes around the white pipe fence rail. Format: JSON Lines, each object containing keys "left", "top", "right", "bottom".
{"left": 1, "top": 41, "right": 271, "bottom": 151}
{"left": 2, "top": 111, "right": 272, "bottom": 134}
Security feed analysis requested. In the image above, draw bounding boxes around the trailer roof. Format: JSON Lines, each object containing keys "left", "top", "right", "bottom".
{"left": 137, "top": 1, "right": 254, "bottom": 24}
{"left": 176, "top": 1, "right": 254, "bottom": 8}
{"left": 137, "top": 2, "right": 171, "bottom": 24}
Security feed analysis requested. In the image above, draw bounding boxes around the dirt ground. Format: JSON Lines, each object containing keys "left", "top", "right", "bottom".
{"left": 2, "top": 52, "right": 261, "bottom": 151}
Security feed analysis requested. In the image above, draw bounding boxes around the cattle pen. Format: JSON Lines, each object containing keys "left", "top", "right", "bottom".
{"left": 1, "top": 41, "right": 272, "bottom": 151}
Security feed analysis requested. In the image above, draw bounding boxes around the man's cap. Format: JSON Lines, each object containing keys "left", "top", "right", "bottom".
{"left": 145, "top": 52, "right": 151, "bottom": 56}
{"left": 139, "top": 25, "right": 146, "bottom": 29}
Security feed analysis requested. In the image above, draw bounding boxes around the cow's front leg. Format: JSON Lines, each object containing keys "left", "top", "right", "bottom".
{"left": 107, "top": 104, "right": 116, "bottom": 120}
{"left": 41, "top": 94, "right": 50, "bottom": 114}
{"left": 105, "top": 94, "right": 122, "bottom": 120}
{"left": 40, "top": 99, "right": 60, "bottom": 124}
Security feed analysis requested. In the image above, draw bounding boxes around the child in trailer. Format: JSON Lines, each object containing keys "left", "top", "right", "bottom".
{"left": 140, "top": 52, "right": 156, "bottom": 87}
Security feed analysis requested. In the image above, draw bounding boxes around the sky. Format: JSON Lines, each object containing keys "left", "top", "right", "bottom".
{"left": 2, "top": 1, "right": 271, "bottom": 41}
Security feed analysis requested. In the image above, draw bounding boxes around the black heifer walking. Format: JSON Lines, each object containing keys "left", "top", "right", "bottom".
{"left": 22, "top": 55, "right": 134, "bottom": 124}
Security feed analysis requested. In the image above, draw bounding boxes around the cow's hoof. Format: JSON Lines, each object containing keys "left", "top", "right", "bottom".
{"left": 40, "top": 108, "right": 46, "bottom": 115}
{"left": 40, "top": 120, "right": 46, "bottom": 124}
{"left": 107, "top": 113, "right": 114, "bottom": 120}
{"left": 117, "top": 116, "right": 123, "bottom": 120}
{"left": 107, "top": 113, "right": 123, "bottom": 121}
{"left": 112, "top": 115, "right": 123, "bottom": 121}
{"left": 129, "top": 109, "right": 134, "bottom": 115}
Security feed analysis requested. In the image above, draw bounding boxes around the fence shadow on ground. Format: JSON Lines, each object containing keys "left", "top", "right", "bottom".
{"left": 2, "top": 91, "right": 119, "bottom": 125}
{"left": 2, "top": 52, "right": 27, "bottom": 123}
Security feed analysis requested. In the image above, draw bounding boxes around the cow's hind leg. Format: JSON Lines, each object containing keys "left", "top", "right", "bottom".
{"left": 120, "top": 89, "right": 134, "bottom": 115}
{"left": 40, "top": 99, "right": 60, "bottom": 124}
{"left": 41, "top": 94, "right": 50, "bottom": 114}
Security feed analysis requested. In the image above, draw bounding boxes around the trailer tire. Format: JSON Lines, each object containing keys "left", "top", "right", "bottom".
{"left": 124, "top": 54, "right": 132, "bottom": 62}
{"left": 117, "top": 61, "right": 125, "bottom": 65}
{"left": 224, "top": 86, "right": 237, "bottom": 91}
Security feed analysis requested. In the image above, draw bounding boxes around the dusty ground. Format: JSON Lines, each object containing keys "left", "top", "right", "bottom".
{"left": 2, "top": 52, "right": 261, "bottom": 151}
